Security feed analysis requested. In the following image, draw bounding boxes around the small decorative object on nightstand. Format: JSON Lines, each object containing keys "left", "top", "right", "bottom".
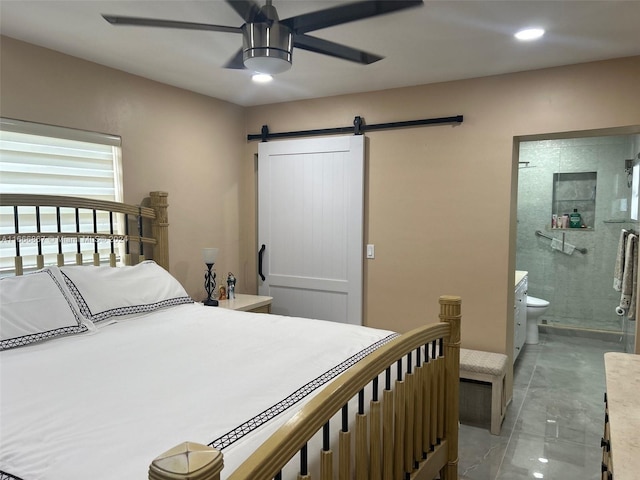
{"left": 202, "top": 248, "right": 219, "bottom": 307}
{"left": 227, "top": 272, "right": 236, "bottom": 300}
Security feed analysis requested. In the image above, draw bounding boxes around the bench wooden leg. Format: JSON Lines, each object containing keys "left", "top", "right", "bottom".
{"left": 490, "top": 374, "right": 505, "bottom": 435}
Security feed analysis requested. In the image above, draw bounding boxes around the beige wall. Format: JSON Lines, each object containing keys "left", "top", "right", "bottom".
{"left": 243, "top": 57, "right": 640, "bottom": 396}
{"left": 0, "top": 36, "right": 246, "bottom": 298}
{"left": 2, "top": 35, "right": 640, "bottom": 391}
{"left": 244, "top": 57, "right": 640, "bottom": 348}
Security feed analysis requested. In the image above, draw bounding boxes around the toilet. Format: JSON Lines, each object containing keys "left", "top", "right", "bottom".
{"left": 526, "top": 296, "right": 550, "bottom": 344}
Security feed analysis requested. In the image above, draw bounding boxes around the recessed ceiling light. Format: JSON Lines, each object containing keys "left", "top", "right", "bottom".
{"left": 252, "top": 73, "right": 273, "bottom": 83}
{"left": 515, "top": 28, "right": 545, "bottom": 41}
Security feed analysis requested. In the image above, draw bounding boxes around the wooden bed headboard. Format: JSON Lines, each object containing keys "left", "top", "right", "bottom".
{"left": 0, "top": 191, "right": 169, "bottom": 274}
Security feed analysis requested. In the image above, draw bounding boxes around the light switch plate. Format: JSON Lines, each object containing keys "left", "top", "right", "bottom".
{"left": 366, "top": 244, "right": 375, "bottom": 259}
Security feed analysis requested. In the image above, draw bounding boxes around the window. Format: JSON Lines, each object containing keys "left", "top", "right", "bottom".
{"left": 0, "top": 118, "right": 124, "bottom": 272}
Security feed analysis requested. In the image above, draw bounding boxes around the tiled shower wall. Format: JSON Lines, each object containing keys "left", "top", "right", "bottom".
{"left": 516, "top": 135, "right": 640, "bottom": 333}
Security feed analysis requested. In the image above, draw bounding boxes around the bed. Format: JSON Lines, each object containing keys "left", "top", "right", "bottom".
{"left": 0, "top": 192, "right": 461, "bottom": 480}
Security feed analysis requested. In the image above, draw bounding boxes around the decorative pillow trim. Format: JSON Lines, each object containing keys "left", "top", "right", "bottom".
{"left": 0, "top": 269, "right": 88, "bottom": 351}
{"left": 61, "top": 270, "right": 193, "bottom": 323}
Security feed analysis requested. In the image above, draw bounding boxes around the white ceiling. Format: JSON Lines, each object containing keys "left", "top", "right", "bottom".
{"left": 1, "top": 1, "right": 639, "bottom": 107}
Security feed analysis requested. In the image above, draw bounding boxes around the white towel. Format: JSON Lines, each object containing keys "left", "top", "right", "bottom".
{"left": 550, "top": 237, "right": 575, "bottom": 255}
{"left": 613, "top": 229, "right": 628, "bottom": 291}
{"left": 619, "top": 234, "right": 638, "bottom": 319}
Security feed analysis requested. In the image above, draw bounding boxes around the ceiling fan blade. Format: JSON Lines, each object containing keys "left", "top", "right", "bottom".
{"left": 282, "top": 0, "right": 423, "bottom": 34}
{"left": 102, "top": 15, "right": 242, "bottom": 34}
{"left": 226, "top": 0, "right": 268, "bottom": 23}
{"left": 293, "top": 33, "right": 383, "bottom": 65}
{"left": 223, "top": 48, "right": 247, "bottom": 69}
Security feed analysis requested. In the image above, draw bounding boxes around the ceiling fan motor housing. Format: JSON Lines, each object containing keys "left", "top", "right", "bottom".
{"left": 242, "top": 22, "right": 293, "bottom": 74}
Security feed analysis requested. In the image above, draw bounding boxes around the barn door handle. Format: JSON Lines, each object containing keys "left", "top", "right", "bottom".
{"left": 258, "top": 244, "right": 266, "bottom": 281}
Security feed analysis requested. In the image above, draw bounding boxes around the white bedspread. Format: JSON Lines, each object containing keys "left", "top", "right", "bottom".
{"left": 0, "top": 303, "right": 395, "bottom": 480}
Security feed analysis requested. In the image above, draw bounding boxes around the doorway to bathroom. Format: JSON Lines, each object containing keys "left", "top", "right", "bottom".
{"left": 515, "top": 131, "right": 640, "bottom": 353}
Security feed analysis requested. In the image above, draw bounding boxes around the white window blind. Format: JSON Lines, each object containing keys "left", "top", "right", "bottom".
{"left": 0, "top": 118, "right": 124, "bottom": 272}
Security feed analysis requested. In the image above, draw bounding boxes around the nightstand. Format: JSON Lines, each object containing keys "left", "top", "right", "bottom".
{"left": 217, "top": 294, "right": 273, "bottom": 313}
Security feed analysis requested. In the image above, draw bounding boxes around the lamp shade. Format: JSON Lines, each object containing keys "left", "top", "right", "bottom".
{"left": 202, "top": 248, "right": 219, "bottom": 264}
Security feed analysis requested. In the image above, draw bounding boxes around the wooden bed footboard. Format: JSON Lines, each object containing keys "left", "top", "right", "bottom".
{"left": 150, "top": 295, "right": 461, "bottom": 480}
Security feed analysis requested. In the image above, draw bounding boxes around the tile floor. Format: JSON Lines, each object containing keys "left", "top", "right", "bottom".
{"left": 457, "top": 332, "right": 625, "bottom": 480}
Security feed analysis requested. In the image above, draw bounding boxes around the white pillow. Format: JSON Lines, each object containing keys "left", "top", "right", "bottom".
{"left": 60, "top": 261, "right": 193, "bottom": 323}
{"left": 0, "top": 268, "right": 89, "bottom": 350}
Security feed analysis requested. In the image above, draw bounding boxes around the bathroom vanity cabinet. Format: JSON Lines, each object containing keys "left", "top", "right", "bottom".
{"left": 514, "top": 271, "right": 528, "bottom": 362}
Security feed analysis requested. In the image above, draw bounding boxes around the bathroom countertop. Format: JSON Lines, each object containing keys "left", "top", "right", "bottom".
{"left": 604, "top": 352, "right": 640, "bottom": 479}
{"left": 515, "top": 270, "right": 528, "bottom": 287}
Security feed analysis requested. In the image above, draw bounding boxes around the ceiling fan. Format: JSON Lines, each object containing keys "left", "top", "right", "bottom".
{"left": 103, "top": 0, "right": 423, "bottom": 75}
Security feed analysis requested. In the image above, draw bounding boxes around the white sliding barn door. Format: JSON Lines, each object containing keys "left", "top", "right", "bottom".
{"left": 258, "top": 135, "right": 364, "bottom": 325}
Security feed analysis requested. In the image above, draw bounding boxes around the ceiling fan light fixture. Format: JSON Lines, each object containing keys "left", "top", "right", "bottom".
{"left": 245, "top": 53, "right": 292, "bottom": 74}
{"left": 242, "top": 22, "right": 292, "bottom": 74}
{"left": 514, "top": 27, "right": 545, "bottom": 41}
{"left": 252, "top": 73, "right": 273, "bottom": 83}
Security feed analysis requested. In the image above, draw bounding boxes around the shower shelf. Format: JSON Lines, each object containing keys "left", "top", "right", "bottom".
{"left": 552, "top": 172, "right": 597, "bottom": 230}
{"left": 555, "top": 198, "right": 595, "bottom": 202}
{"left": 545, "top": 227, "right": 594, "bottom": 232}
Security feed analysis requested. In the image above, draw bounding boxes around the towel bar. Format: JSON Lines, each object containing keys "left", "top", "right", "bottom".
{"left": 535, "top": 230, "right": 587, "bottom": 254}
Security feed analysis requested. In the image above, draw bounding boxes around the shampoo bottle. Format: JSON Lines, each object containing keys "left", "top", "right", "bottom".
{"left": 569, "top": 209, "right": 582, "bottom": 228}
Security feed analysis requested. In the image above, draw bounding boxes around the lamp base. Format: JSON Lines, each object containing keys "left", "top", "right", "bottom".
{"left": 204, "top": 299, "right": 219, "bottom": 307}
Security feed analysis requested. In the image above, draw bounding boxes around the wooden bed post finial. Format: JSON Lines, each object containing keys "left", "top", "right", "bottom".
{"left": 149, "top": 442, "right": 223, "bottom": 480}
{"left": 439, "top": 295, "right": 461, "bottom": 480}
{"left": 439, "top": 295, "right": 461, "bottom": 344}
{"left": 150, "top": 191, "right": 169, "bottom": 271}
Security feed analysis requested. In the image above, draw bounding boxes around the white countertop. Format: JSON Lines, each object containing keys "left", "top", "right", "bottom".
{"left": 515, "top": 270, "right": 528, "bottom": 287}
{"left": 604, "top": 352, "right": 640, "bottom": 479}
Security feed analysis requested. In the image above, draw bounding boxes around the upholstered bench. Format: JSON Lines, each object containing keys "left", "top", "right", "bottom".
{"left": 459, "top": 348, "right": 509, "bottom": 435}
